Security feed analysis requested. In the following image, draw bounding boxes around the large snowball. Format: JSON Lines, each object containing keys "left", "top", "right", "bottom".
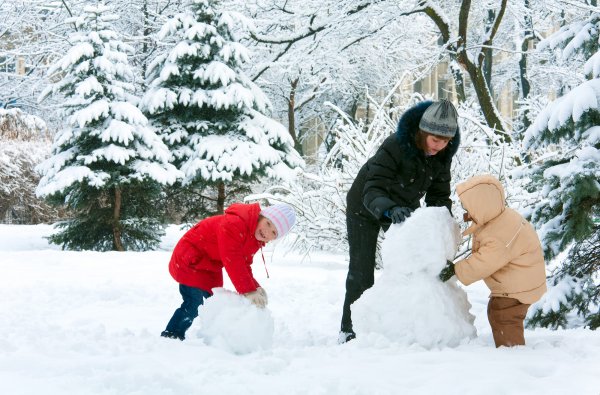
{"left": 197, "top": 288, "right": 274, "bottom": 354}
{"left": 352, "top": 207, "right": 476, "bottom": 348}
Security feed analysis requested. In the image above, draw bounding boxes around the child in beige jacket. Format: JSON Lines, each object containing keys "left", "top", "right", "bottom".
{"left": 439, "top": 174, "right": 547, "bottom": 347}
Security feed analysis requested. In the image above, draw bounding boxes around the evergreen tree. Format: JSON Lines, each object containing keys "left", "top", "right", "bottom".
{"left": 36, "top": 2, "right": 181, "bottom": 251}
{"left": 523, "top": 13, "right": 600, "bottom": 329}
{"left": 140, "top": 0, "right": 302, "bottom": 216}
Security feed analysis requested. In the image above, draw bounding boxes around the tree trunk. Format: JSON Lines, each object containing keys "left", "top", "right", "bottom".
{"left": 519, "top": 0, "right": 533, "bottom": 130}
{"left": 216, "top": 182, "right": 225, "bottom": 214}
{"left": 518, "top": 39, "right": 531, "bottom": 130}
{"left": 483, "top": 9, "right": 495, "bottom": 98}
{"left": 418, "top": 1, "right": 467, "bottom": 103}
{"left": 418, "top": 0, "right": 509, "bottom": 141}
{"left": 288, "top": 77, "right": 302, "bottom": 154}
{"left": 113, "top": 186, "right": 124, "bottom": 251}
{"left": 449, "top": 63, "right": 467, "bottom": 103}
{"left": 456, "top": 0, "right": 510, "bottom": 143}
{"left": 467, "top": 64, "right": 510, "bottom": 142}
{"left": 141, "top": 0, "right": 150, "bottom": 87}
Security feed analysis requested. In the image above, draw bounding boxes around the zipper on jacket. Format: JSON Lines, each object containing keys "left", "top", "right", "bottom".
{"left": 505, "top": 220, "right": 525, "bottom": 248}
{"left": 260, "top": 247, "right": 270, "bottom": 278}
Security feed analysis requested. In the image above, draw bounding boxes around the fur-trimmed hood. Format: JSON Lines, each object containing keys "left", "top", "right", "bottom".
{"left": 395, "top": 100, "right": 461, "bottom": 164}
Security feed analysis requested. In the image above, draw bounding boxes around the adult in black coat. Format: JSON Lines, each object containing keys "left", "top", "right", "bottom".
{"left": 339, "top": 99, "right": 461, "bottom": 343}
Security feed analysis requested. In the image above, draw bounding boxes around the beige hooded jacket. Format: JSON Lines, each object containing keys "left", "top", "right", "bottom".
{"left": 454, "top": 175, "right": 547, "bottom": 304}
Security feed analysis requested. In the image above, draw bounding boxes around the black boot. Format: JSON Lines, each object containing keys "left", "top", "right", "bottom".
{"left": 338, "top": 330, "right": 356, "bottom": 344}
{"left": 161, "top": 330, "right": 185, "bottom": 341}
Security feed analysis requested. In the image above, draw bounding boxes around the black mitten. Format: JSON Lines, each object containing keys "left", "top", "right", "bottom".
{"left": 438, "top": 260, "right": 456, "bottom": 282}
{"left": 388, "top": 206, "right": 412, "bottom": 224}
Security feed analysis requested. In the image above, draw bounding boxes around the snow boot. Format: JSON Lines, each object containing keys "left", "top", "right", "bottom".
{"left": 338, "top": 330, "right": 356, "bottom": 344}
{"left": 161, "top": 330, "right": 185, "bottom": 341}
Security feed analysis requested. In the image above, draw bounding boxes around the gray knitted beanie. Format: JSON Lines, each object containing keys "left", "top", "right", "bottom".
{"left": 418, "top": 99, "right": 458, "bottom": 138}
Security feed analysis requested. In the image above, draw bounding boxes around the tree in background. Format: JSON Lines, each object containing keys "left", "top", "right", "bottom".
{"left": 522, "top": 12, "right": 600, "bottom": 330}
{"left": 244, "top": 0, "right": 438, "bottom": 157}
{"left": 255, "top": 78, "right": 520, "bottom": 258}
{"left": 36, "top": 2, "right": 180, "bottom": 251}
{"left": 0, "top": 109, "right": 64, "bottom": 224}
{"left": 110, "top": 0, "right": 187, "bottom": 88}
{"left": 403, "top": 0, "right": 512, "bottom": 142}
{"left": 140, "top": 0, "right": 302, "bottom": 217}
{"left": 0, "top": 1, "right": 69, "bottom": 126}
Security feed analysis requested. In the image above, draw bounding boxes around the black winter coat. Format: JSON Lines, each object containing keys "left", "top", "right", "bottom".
{"left": 346, "top": 101, "right": 461, "bottom": 225}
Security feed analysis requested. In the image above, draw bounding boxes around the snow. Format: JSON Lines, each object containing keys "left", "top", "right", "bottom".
{"left": 199, "top": 61, "right": 237, "bottom": 86}
{"left": 524, "top": 79, "right": 600, "bottom": 148}
{"left": 583, "top": 125, "right": 600, "bottom": 144}
{"left": 584, "top": 51, "right": 600, "bottom": 78}
{"left": 535, "top": 276, "right": 580, "bottom": 315}
{"left": 543, "top": 146, "right": 600, "bottom": 179}
{"left": 74, "top": 100, "right": 110, "bottom": 128}
{"left": 51, "top": 43, "right": 95, "bottom": 75}
{"left": 1, "top": 224, "right": 599, "bottom": 395}
{"left": 36, "top": 165, "right": 109, "bottom": 196}
{"left": 0, "top": 108, "right": 47, "bottom": 136}
{"left": 537, "top": 18, "right": 592, "bottom": 60}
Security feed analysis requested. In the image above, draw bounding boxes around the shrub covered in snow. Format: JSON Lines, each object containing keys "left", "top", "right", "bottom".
{"left": 0, "top": 109, "right": 62, "bottom": 224}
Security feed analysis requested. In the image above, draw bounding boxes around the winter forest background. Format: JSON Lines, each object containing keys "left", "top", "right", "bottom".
{"left": 0, "top": 0, "right": 598, "bottom": 332}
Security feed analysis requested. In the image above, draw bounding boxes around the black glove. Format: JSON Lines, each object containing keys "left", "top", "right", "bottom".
{"left": 438, "top": 260, "right": 456, "bottom": 282}
{"left": 388, "top": 206, "right": 412, "bottom": 224}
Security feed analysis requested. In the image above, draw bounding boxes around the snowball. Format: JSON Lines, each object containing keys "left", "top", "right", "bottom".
{"left": 197, "top": 288, "right": 274, "bottom": 354}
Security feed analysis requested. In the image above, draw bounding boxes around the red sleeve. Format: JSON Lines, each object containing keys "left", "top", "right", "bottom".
{"left": 216, "top": 215, "right": 259, "bottom": 294}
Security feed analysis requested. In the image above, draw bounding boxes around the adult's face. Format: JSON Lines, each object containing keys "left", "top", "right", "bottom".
{"left": 424, "top": 134, "right": 450, "bottom": 156}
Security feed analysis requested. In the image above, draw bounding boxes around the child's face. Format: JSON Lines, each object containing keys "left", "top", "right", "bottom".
{"left": 255, "top": 216, "right": 278, "bottom": 242}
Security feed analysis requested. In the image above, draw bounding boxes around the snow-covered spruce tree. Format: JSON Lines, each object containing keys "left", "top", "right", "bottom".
{"left": 140, "top": 0, "right": 302, "bottom": 218}
{"left": 522, "top": 13, "right": 600, "bottom": 329}
{"left": 36, "top": 2, "right": 181, "bottom": 251}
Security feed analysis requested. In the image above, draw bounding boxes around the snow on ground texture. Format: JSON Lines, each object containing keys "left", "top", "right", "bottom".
{"left": 352, "top": 207, "right": 476, "bottom": 348}
{"left": 0, "top": 224, "right": 599, "bottom": 395}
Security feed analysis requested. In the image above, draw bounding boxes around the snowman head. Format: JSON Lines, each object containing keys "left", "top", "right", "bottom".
{"left": 382, "top": 207, "right": 461, "bottom": 277}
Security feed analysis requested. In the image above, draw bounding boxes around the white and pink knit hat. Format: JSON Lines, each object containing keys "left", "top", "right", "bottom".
{"left": 260, "top": 203, "right": 296, "bottom": 239}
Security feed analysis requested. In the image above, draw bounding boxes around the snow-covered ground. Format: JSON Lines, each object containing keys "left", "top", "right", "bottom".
{"left": 1, "top": 224, "right": 599, "bottom": 395}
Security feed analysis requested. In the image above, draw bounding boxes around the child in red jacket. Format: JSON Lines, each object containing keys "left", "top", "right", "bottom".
{"left": 161, "top": 202, "right": 296, "bottom": 340}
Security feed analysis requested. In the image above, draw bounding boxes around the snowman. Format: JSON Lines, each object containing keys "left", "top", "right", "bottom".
{"left": 352, "top": 206, "right": 476, "bottom": 348}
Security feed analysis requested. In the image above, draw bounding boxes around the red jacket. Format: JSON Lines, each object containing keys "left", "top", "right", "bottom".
{"left": 169, "top": 203, "right": 264, "bottom": 294}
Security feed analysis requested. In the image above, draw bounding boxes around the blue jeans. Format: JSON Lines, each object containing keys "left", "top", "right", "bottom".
{"left": 164, "top": 284, "right": 211, "bottom": 338}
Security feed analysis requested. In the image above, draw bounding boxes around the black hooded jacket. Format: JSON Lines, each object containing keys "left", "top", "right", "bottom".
{"left": 346, "top": 101, "right": 461, "bottom": 224}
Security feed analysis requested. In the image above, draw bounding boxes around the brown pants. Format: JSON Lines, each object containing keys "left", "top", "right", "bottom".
{"left": 487, "top": 297, "right": 531, "bottom": 348}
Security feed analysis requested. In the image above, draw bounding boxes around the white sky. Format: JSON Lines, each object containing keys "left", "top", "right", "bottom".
{"left": 0, "top": 223, "right": 599, "bottom": 395}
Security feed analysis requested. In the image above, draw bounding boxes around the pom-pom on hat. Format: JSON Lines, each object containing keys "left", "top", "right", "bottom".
{"left": 418, "top": 99, "right": 459, "bottom": 138}
{"left": 260, "top": 203, "right": 296, "bottom": 239}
